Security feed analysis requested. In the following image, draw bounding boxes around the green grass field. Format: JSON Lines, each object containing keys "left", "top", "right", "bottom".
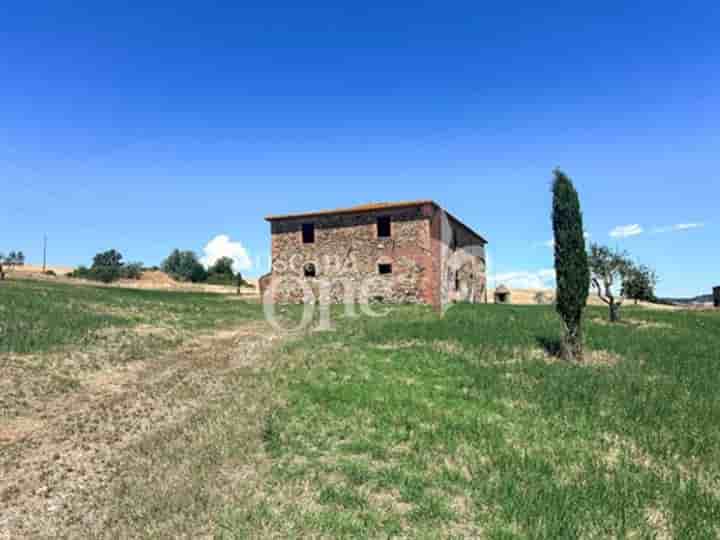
{"left": 0, "top": 278, "right": 262, "bottom": 354}
{"left": 2, "top": 279, "right": 720, "bottom": 538}
{"left": 215, "top": 304, "right": 720, "bottom": 539}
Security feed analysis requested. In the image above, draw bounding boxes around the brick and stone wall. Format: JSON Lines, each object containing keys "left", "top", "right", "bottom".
{"left": 268, "top": 204, "right": 435, "bottom": 304}
{"left": 433, "top": 210, "right": 487, "bottom": 306}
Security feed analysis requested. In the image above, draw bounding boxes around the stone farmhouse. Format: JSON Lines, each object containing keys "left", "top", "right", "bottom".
{"left": 261, "top": 200, "right": 488, "bottom": 308}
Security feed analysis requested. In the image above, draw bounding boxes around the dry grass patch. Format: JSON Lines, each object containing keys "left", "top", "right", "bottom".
{"left": 511, "top": 346, "right": 622, "bottom": 367}
{"left": 430, "top": 339, "right": 468, "bottom": 356}
{"left": 591, "top": 317, "right": 673, "bottom": 330}
{"left": 372, "top": 339, "right": 425, "bottom": 350}
{"left": 366, "top": 488, "right": 413, "bottom": 515}
{"left": 644, "top": 506, "right": 672, "bottom": 540}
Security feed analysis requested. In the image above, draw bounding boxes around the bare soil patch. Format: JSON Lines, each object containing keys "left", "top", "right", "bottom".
{"left": 0, "top": 320, "right": 283, "bottom": 538}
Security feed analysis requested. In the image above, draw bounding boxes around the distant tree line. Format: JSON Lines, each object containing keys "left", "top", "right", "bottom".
{"left": 69, "top": 249, "right": 144, "bottom": 283}
{"left": 161, "top": 249, "right": 246, "bottom": 286}
{"left": 67, "top": 248, "right": 247, "bottom": 287}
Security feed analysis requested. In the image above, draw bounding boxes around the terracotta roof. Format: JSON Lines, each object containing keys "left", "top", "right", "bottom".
{"left": 265, "top": 200, "right": 487, "bottom": 244}
{"left": 264, "top": 200, "right": 434, "bottom": 221}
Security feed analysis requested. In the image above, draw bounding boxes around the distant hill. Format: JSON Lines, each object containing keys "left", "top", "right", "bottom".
{"left": 658, "top": 294, "right": 714, "bottom": 305}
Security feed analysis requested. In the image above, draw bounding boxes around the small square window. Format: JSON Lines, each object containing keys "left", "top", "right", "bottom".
{"left": 378, "top": 263, "right": 392, "bottom": 275}
{"left": 304, "top": 263, "right": 316, "bottom": 277}
{"left": 377, "top": 216, "right": 391, "bottom": 238}
{"left": 302, "top": 223, "right": 315, "bottom": 244}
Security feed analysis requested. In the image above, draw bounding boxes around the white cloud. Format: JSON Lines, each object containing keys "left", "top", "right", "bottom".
{"left": 609, "top": 224, "right": 643, "bottom": 238}
{"left": 490, "top": 268, "right": 556, "bottom": 290}
{"left": 200, "top": 234, "right": 252, "bottom": 271}
{"left": 652, "top": 223, "right": 704, "bottom": 234}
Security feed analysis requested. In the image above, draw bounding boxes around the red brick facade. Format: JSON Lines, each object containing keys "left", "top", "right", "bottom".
{"left": 263, "top": 201, "right": 487, "bottom": 308}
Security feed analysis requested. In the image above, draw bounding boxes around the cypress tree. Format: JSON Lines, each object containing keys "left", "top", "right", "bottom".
{"left": 552, "top": 169, "right": 590, "bottom": 361}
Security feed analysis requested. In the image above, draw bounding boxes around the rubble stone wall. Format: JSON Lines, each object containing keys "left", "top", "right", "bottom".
{"left": 434, "top": 210, "right": 487, "bottom": 306}
{"left": 268, "top": 204, "right": 435, "bottom": 304}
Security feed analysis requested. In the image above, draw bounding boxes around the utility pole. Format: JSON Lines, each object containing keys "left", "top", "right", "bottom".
{"left": 42, "top": 234, "right": 47, "bottom": 273}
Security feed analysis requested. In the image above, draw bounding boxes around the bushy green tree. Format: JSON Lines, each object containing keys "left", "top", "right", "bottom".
{"left": 92, "top": 249, "right": 123, "bottom": 269}
{"left": 87, "top": 249, "right": 125, "bottom": 282}
{"left": 206, "top": 256, "right": 237, "bottom": 285}
{"left": 161, "top": 249, "right": 208, "bottom": 282}
{"left": 209, "top": 256, "right": 234, "bottom": 276}
{"left": 622, "top": 264, "right": 658, "bottom": 304}
{"left": 552, "top": 169, "right": 590, "bottom": 361}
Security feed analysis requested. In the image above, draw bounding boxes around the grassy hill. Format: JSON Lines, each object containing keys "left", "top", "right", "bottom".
{"left": 2, "top": 279, "right": 719, "bottom": 538}
{"left": 211, "top": 303, "right": 720, "bottom": 538}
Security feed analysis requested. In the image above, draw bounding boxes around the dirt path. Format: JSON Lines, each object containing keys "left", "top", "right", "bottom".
{"left": 0, "top": 321, "right": 284, "bottom": 539}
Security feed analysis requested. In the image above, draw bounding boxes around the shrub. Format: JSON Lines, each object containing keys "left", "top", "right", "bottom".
{"left": 119, "top": 262, "right": 143, "bottom": 280}
{"left": 89, "top": 266, "right": 121, "bottom": 283}
{"left": 68, "top": 266, "right": 90, "bottom": 279}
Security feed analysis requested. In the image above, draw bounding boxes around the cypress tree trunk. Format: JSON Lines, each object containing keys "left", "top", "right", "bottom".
{"left": 561, "top": 322, "right": 583, "bottom": 362}
{"left": 552, "top": 169, "right": 590, "bottom": 362}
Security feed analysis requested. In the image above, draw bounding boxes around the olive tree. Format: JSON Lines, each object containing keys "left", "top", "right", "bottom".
{"left": 588, "top": 244, "right": 633, "bottom": 322}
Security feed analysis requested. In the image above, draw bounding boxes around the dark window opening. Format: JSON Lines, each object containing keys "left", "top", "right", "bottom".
{"left": 302, "top": 223, "right": 315, "bottom": 244}
{"left": 455, "top": 272, "right": 460, "bottom": 290}
{"left": 303, "top": 263, "right": 316, "bottom": 277}
{"left": 450, "top": 230, "right": 458, "bottom": 251}
{"left": 378, "top": 263, "right": 392, "bottom": 275}
{"left": 377, "top": 216, "right": 391, "bottom": 238}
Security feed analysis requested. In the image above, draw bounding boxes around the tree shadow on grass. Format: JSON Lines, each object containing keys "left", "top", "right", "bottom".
{"left": 536, "top": 336, "right": 562, "bottom": 358}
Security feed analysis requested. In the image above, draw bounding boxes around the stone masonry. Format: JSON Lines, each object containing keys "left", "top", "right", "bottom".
{"left": 262, "top": 201, "right": 487, "bottom": 308}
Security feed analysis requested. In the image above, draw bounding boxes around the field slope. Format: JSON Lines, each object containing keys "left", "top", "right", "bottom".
{"left": 219, "top": 304, "right": 720, "bottom": 538}
{"left": 2, "top": 279, "right": 719, "bottom": 538}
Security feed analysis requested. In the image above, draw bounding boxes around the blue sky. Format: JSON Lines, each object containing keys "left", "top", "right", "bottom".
{"left": 1, "top": 1, "right": 718, "bottom": 297}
